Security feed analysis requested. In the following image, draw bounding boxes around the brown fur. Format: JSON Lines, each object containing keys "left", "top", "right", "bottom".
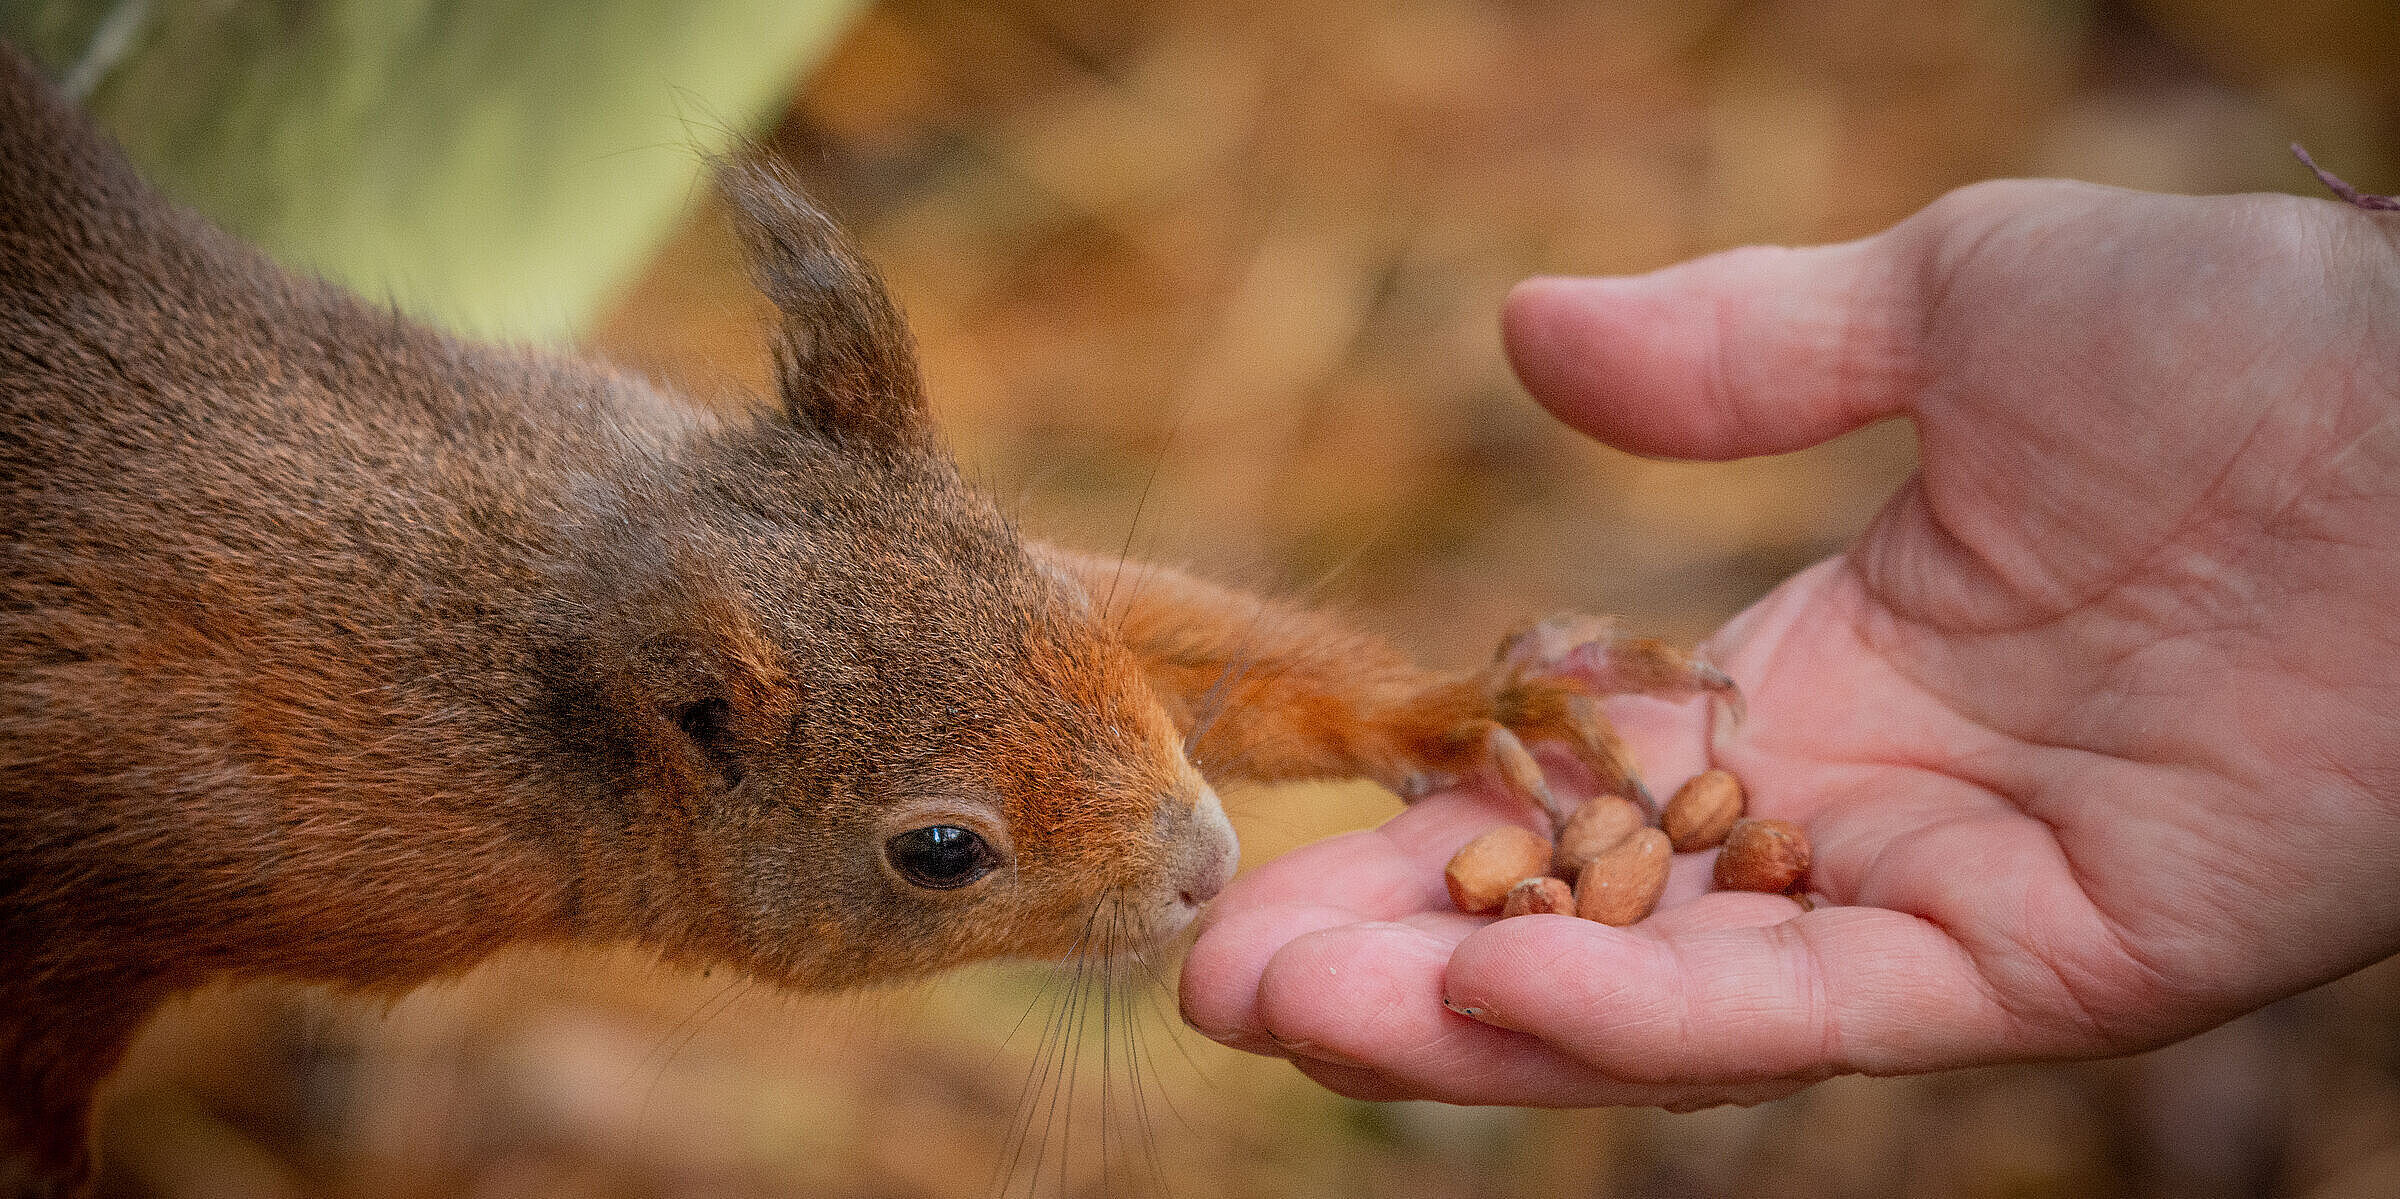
{"left": 0, "top": 42, "right": 1689, "bottom": 1196}
{"left": 0, "top": 45, "right": 1243, "bottom": 1192}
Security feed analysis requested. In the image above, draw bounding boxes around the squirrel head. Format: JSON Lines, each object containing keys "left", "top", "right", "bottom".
{"left": 546, "top": 160, "right": 1236, "bottom": 987}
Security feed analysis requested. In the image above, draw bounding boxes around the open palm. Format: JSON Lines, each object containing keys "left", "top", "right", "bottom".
{"left": 1181, "top": 179, "right": 2400, "bottom": 1107}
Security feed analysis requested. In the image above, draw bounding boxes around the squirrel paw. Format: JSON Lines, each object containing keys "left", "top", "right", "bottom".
{"left": 1394, "top": 614, "right": 1739, "bottom": 826}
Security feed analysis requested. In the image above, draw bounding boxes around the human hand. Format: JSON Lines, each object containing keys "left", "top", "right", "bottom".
{"left": 1180, "top": 179, "right": 2400, "bottom": 1107}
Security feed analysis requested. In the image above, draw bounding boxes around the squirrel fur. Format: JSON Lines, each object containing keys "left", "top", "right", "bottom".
{"left": 0, "top": 41, "right": 1711, "bottom": 1195}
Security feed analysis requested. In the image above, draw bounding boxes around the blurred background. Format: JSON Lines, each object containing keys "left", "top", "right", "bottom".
{"left": 11, "top": 0, "right": 2400, "bottom": 1195}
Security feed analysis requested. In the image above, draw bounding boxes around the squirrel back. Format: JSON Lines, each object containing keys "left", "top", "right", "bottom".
{"left": 0, "top": 43, "right": 1235, "bottom": 1192}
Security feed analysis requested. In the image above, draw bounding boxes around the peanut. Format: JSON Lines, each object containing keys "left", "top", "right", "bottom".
{"left": 1572, "top": 827, "right": 1671, "bottom": 926}
{"left": 1551, "top": 794, "right": 1647, "bottom": 882}
{"left": 1444, "top": 825, "right": 1553, "bottom": 914}
{"left": 1662, "top": 769, "right": 1744, "bottom": 852}
{"left": 1500, "top": 876, "right": 1575, "bottom": 918}
{"left": 1713, "top": 818, "right": 1811, "bottom": 893}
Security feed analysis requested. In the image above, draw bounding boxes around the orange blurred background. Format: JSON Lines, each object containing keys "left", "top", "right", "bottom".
{"left": 96, "top": 1, "right": 2400, "bottom": 1196}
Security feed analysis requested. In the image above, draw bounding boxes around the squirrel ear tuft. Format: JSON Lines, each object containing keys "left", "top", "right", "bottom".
{"left": 720, "top": 153, "right": 930, "bottom": 449}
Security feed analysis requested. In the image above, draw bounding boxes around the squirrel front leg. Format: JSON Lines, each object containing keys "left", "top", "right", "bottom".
{"left": 1036, "top": 546, "right": 1737, "bottom": 823}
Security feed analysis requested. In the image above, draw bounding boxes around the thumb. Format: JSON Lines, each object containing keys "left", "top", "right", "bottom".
{"left": 1503, "top": 237, "right": 1922, "bottom": 461}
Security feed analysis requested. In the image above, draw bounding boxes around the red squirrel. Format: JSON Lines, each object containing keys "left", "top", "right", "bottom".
{"left": 0, "top": 43, "right": 1732, "bottom": 1195}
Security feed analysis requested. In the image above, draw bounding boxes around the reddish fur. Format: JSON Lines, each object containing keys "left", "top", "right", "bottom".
{"left": 0, "top": 44, "right": 1688, "bottom": 1196}
{"left": 0, "top": 48, "right": 1227, "bottom": 1192}
{"left": 1044, "top": 550, "right": 1604, "bottom": 788}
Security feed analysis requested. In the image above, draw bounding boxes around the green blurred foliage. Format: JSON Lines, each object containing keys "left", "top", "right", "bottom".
{"left": 2, "top": 0, "right": 868, "bottom": 338}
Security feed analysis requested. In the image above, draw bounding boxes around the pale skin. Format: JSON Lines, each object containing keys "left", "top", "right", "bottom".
{"left": 1179, "top": 178, "right": 2400, "bottom": 1107}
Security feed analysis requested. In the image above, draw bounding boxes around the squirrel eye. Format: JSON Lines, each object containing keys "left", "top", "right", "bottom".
{"left": 885, "top": 825, "right": 997, "bottom": 890}
{"left": 676, "top": 697, "right": 732, "bottom": 746}
{"left": 674, "top": 698, "right": 745, "bottom": 786}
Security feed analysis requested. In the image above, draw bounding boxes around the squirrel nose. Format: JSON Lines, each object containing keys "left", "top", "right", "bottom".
{"left": 1175, "top": 787, "right": 1240, "bottom": 907}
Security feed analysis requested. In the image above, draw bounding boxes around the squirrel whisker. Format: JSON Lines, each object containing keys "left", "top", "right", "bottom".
{"left": 992, "top": 898, "right": 1105, "bottom": 1198}
{"left": 1110, "top": 896, "right": 1179, "bottom": 1199}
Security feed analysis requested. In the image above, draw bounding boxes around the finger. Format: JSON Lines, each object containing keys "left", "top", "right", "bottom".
{"left": 1382, "top": 785, "right": 1549, "bottom": 859}
{"left": 1637, "top": 889, "right": 1807, "bottom": 939}
{"left": 1208, "top": 787, "right": 1533, "bottom": 922}
{"left": 1289, "top": 1057, "right": 1814, "bottom": 1112}
{"left": 1439, "top": 904, "right": 2022, "bottom": 1084}
{"left": 1502, "top": 238, "right": 1920, "bottom": 462}
{"left": 1193, "top": 861, "right": 1801, "bottom": 1067}
{"left": 1250, "top": 920, "right": 1641, "bottom": 1099}
{"left": 1251, "top": 920, "right": 1826, "bottom": 1107}
{"left": 1180, "top": 901, "right": 1371, "bottom": 1053}
{"left": 1183, "top": 789, "right": 1531, "bottom": 1046}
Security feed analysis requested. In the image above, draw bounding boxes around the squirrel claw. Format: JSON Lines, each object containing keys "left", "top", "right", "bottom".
{"left": 1423, "top": 614, "right": 1724, "bottom": 824}
{"left": 1694, "top": 654, "right": 1747, "bottom": 729}
{"left": 1624, "top": 771, "right": 1661, "bottom": 822}
{"left": 1505, "top": 611, "right": 1732, "bottom": 705}
{"left": 1483, "top": 723, "right": 1572, "bottom": 825}
{"left": 1496, "top": 612, "right": 1622, "bottom": 672}
{"left": 1375, "top": 616, "right": 1720, "bottom": 826}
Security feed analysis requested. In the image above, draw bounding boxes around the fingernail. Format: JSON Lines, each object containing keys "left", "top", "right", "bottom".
{"left": 1191, "top": 1023, "right": 1277, "bottom": 1055}
{"left": 1268, "top": 1033, "right": 1369, "bottom": 1069}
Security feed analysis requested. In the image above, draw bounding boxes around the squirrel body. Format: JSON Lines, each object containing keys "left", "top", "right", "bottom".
{"left": 0, "top": 45, "right": 1235, "bottom": 1189}
{"left": 0, "top": 44, "right": 1722, "bottom": 1194}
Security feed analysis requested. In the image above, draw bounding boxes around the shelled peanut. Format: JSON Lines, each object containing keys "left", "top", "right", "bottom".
{"left": 1441, "top": 768, "right": 1811, "bottom": 927}
{"left": 1552, "top": 794, "right": 1645, "bottom": 881}
{"left": 1442, "top": 825, "right": 1553, "bottom": 913}
{"left": 1714, "top": 818, "right": 1811, "bottom": 893}
{"left": 1501, "top": 876, "right": 1573, "bottom": 917}
{"left": 1572, "top": 827, "right": 1670, "bottom": 925}
{"left": 1662, "top": 769, "right": 1743, "bottom": 851}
